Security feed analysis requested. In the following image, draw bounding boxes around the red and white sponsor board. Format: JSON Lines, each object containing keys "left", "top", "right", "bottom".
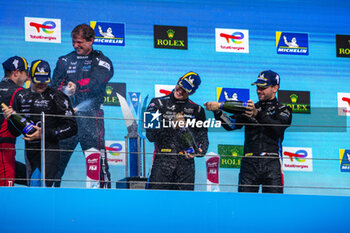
{"left": 337, "top": 92, "right": 350, "bottom": 116}
{"left": 155, "top": 84, "right": 175, "bottom": 97}
{"left": 215, "top": 28, "right": 249, "bottom": 53}
{"left": 25, "top": 17, "right": 61, "bottom": 43}
{"left": 206, "top": 152, "right": 220, "bottom": 192}
{"left": 84, "top": 148, "right": 101, "bottom": 188}
{"left": 106, "top": 140, "right": 126, "bottom": 166}
{"left": 282, "top": 147, "right": 313, "bottom": 172}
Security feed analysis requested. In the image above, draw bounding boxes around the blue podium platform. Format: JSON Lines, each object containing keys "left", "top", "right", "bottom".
{"left": 0, "top": 187, "right": 347, "bottom": 233}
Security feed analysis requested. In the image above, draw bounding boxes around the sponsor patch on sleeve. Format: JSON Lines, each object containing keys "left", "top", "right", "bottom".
{"left": 98, "top": 60, "right": 111, "bottom": 71}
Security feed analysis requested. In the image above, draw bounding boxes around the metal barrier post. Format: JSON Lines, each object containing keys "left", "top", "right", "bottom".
{"left": 41, "top": 111, "right": 45, "bottom": 187}
{"left": 137, "top": 136, "right": 141, "bottom": 177}
{"left": 143, "top": 138, "right": 146, "bottom": 177}
{"left": 125, "top": 136, "right": 129, "bottom": 178}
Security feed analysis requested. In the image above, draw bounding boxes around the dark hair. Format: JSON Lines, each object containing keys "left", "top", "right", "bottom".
{"left": 4, "top": 70, "right": 13, "bottom": 77}
{"left": 71, "top": 24, "right": 95, "bottom": 41}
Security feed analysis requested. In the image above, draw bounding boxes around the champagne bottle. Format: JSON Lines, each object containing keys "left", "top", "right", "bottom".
{"left": 1, "top": 103, "right": 36, "bottom": 135}
{"left": 220, "top": 100, "right": 247, "bottom": 114}
{"left": 180, "top": 127, "right": 200, "bottom": 154}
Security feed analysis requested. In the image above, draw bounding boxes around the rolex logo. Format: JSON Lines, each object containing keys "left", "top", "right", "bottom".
{"left": 167, "top": 29, "right": 175, "bottom": 39}
{"left": 154, "top": 25, "right": 187, "bottom": 50}
{"left": 290, "top": 94, "right": 298, "bottom": 103}
{"left": 106, "top": 86, "right": 113, "bottom": 95}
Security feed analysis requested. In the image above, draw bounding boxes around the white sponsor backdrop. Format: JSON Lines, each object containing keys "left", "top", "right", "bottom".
{"left": 283, "top": 147, "right": 313, "bottom": 172}
{"left": 337, "top": 92, "right": 350, "bottom": 116}
{"left": 106, "top": 140, "right": 126, "bottom": 166}
{"left": 215, "top": 28, "right": 249, "bottom": 53}
{"left": 25, "top": 17, "right": 61, "bottom": 43}
{"left": 155, "top": 84, "right": 175, "bottom": 97}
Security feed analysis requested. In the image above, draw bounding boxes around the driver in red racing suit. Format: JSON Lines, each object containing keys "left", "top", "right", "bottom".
{"left": 4, "top": 59, "right": 77, "bottom": 187}
{"left": 0, "top": 56, "right": 29, "bottom": 186}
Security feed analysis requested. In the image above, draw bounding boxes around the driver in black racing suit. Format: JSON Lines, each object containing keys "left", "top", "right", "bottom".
{"left": 146, "top": 72, "right": 209, "bottom": 190}
{"left": 4, "top": 60, "right": 77, "bottom": 187}
{"left": 205, "top": 70, "right": 292, "bottom": 193}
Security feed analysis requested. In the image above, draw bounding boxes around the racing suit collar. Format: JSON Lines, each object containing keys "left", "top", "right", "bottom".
{"left": 259, "top": 97, "right": 278, "bottom": 106}
{"left": 170, "top": 91, "right": 189, "bottom": 104}
{"left": 74, "top": 49, "right": 93, "bottom": 58}
{"left": 30, "top": 85, "right": 51, "bottom": 95}
{"left": 2, "top": 77, "right": 16, "bottom": 85}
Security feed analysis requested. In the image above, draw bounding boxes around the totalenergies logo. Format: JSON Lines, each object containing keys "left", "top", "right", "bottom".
{"left": 30, "top": 21, "right": 56, "bottom": 34}
{"left": 342, "top": 97, "right": 350, "bottom": 107}
{"left": 220, "top": 32, "right": 244, "bottom": 44}
{"left": 283, "top": 149, "right": 308, "bottom": 162}
{"left": 105, "top": 143, "right": 123, "bottom": 156}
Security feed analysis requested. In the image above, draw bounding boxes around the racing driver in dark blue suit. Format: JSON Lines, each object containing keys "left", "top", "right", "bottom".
{"left": 52, "top": 24, "right": 113, "bottom": 188}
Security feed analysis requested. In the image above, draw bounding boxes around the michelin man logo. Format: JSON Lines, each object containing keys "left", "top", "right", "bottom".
{"left": 283, "top": 35, "right": 298, "bottom": 48}
{"left": 98, "top": 25, "right": 115, "bottom": 38}
{"left": 224, "top": 91, "right": 238, "bottom": 101}
{"left": 144, "top": 110, "right": 161, "bottom": 129}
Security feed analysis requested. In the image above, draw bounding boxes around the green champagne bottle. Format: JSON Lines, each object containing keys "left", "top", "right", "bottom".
{"left": 220, "top": 101, "right": 247, "bottom": 114}
{"left": 180, "top": 127, "right": 199, "bottom": 154}
{"left": 1, "top": 103, "right": 36, "bottom": 135}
